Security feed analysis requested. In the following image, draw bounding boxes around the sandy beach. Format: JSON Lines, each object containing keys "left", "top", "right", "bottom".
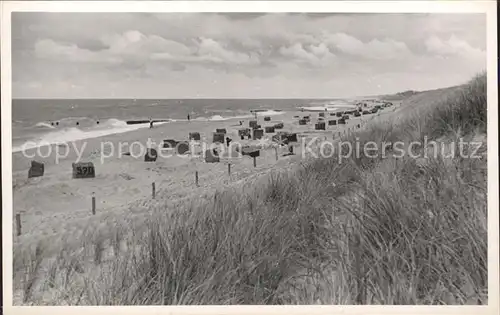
{"left": 12, "top": 104, "right": 397, "bottom": 251}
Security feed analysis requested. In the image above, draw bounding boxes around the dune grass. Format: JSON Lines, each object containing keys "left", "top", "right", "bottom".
{"left": 13, "top": 73, "right": 487, "bottom": 305}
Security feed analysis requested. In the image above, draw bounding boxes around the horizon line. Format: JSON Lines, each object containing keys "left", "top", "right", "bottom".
{"left": 12, "top": 97, "right": 363, "bottom": 100}
{"left": 11, "top": 81, "right": 466, "bottom": 101}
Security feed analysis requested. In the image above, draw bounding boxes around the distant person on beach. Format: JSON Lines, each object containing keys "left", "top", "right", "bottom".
{"left": 226, "top": 137, "right": 232, "bottom": 147}
{"left": 187, "top": 114, "right": 190, "bottom": 121}
{"left": 239, "top": 121, "right": 243, "bottom": 126}
{"left": 149, "top": 118, "right": 153, "bottom": 128}
{"left": 76, "top": 122, "right": 79, "bottom": 126}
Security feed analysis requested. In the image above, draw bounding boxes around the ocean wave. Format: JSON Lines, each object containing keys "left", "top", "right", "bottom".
{"left": 246, "top": 110, "right": 285, "bottom": 121}
{"left": 191, "top": 114, "right": 255, "bottom": 122}
{"left": 255, "top": 110, "right": 284, "bottom": 117}
{"left": 34, "top": 122, "right": 56, "bottom": 129}
{"left": 31, "top": 117, "right": 95, "bottom": 129}
{"left": 298, "top": 105, "right": 356, "bottom": 112}
{"left": 13, "top": 118, "right": 168, "bottom": 152}
{"left": 13, "top": 110, "right": 286, "bottom": 152}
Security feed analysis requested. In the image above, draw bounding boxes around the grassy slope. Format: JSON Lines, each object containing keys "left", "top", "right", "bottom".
{"left": 378, "top": 83, "right": 468, "bottom": 102}
{"left": 14, "top": 73, "right": 487, "bottom": 305}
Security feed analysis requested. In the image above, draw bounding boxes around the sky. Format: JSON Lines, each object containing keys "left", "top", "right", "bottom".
{"left": 12, "top": 12, "right": 486, "bottom": 99}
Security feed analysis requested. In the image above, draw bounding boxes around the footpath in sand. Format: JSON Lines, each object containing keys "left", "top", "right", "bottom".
{"left": 11, "top": 102, "right": 400, "bottom": 251}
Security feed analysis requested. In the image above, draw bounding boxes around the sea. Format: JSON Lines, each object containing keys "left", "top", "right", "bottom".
{"left": 12, "top": 98, "right": 355, "bottom": 152}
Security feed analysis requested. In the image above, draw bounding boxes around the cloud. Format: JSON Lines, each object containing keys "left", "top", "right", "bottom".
{"left": 425, "top": 34, "right": 485, "bottom": 59}
{"left": 325, "top": 32, "right": 412, "bottom": 60}
{"left": 34, "top": 30, "right": 262, "bottom": 70}
{"left": 100, "top": 31, "right": 192, "bottom": 56}
{"left": 12, "top": 12, "right": 487, "bottom": 98}
{"left": 279, "top": 42, "right": 335, "bottom": 67}
{"left": 195, "top": 37, "right": 261, "bottom": 65}
{"left": 34, "top": 39, "right": 122, "bottom": 64}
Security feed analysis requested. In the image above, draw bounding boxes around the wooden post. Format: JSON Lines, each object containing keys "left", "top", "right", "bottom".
{"left": 91, "top": 195, "right": 96, "bottom": 215}
{"left": 253, "top": 156, "right": 257, "bottom": 168}
{"left": 275, "top": 147, "right": 278, "bottom": 161}
{"left": 353, "top": 232, "right": 363, "bottom": 304}
{"left": 152, "top": 182, "right": 156, "bottom": 199}
{"left": 16, "top": 213, "right": 21, "bottom": 236}
{"left": 195, "top": 171, "right": 199, "bottom": 187}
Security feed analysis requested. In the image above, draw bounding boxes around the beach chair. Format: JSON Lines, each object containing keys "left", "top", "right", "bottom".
{"left": 189, "top": 132, "right": 201, "bottom": 141}
{"left": 72, "top": 162, "right": 96, "bottom": 178}
{"left": 265, "top": 126, "right": 275, "bottom": 133}
{"left": 205, "top": 149, "right": 220, "bottom": 163}
{"left": 238, "top": 128, "right": 251, "bottom": 138}
{"left": 315, "top": 122, "right": 326, "bottom": 130}
{"left": 163, "top": 139, "right": 178, "bottom": 148}
{"left": 253, "top": 129, "right": 264, "bottom": 140}
{"left": 28, "top": 161, "right": 44, "bottom": 178}
{"left": 213, "top": 133, "right": 225, "bottom": 144}
{"left": 241, "top": 146, "right": 260, "bottom": 158}
{"left": 144, "top": 149, "right": 158, "bottom": 162}
{"left": 287, "top": 133, "right": 298, "bottom": 143}
{"left": 177, "top": 141, "right": 190, "bottom": 155}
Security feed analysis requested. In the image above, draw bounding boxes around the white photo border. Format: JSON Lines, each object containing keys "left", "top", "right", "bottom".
{"left": 1, "top": 1, "right": 498, "bottom": 314}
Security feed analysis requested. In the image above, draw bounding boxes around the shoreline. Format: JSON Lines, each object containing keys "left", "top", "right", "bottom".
{"left": 12, "top": 110, "right": 288, "bottom": 153}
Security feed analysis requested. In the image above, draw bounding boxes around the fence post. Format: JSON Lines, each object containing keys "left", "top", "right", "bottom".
{"left": 353, "top": 232, "right": 364, "bottom": 304}
{"left": 92, "top": 194, "right": 96, "bottom": 215}
{"left": 195, "top": 171, "right": 199, "bottom": 187}
{"left": 16, "top": 213, "right": 21, "bottom": 236}
{"left": 152, "top": 182, "right": 156, "bottom": 199}
{"left": 253, "top": 156, "right": 257, "bottom": 168}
